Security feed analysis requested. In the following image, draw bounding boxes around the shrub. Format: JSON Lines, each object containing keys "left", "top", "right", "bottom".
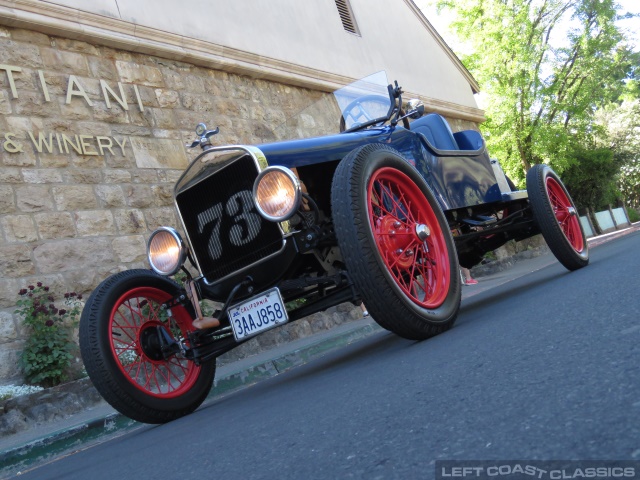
{"left": 15, "top": 283, "right": 82, "bottom": 387}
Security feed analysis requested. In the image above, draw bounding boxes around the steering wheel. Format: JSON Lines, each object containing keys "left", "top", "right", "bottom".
{"left": 339, "top": 94, "right": 410, "bottom": 132}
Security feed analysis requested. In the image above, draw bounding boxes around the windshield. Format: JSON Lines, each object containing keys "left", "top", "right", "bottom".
{"left": 334, "top": 71, "right": 391, "bottom": 131}
{"left": 273, "top": 71, "right": 392, "bottom": 140}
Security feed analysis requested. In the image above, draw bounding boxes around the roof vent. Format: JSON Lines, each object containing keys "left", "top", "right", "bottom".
{"left": 335, "top": 0, "right": 360, "bottom": 35}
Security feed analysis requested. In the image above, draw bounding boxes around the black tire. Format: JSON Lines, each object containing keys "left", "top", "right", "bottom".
{"left": 331, "top": 143, "right": 461, "bottom": 340}
{"left": 526, "top": 164, "right": 589, "bottom": 271}
{"left": 79, "top": 269, "right": 215, "bottom": 424}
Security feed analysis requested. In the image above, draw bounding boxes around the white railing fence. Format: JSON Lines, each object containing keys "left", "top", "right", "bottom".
{"left": 579, "top": 206, "right": 632, "bottom": 238}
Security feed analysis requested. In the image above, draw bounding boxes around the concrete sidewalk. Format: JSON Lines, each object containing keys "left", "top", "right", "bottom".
{"left": 1, "top": 222, "right": 638, "bottom": 477}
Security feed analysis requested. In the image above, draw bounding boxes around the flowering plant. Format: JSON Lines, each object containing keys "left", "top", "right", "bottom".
{"left": 15, "top": 283, "right": 82, "bottom": 387}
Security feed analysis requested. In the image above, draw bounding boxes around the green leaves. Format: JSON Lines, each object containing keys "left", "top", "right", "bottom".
{"left": 597, "top": 99, "right": 640, "bottom": 209}
{"left": 436, "top": 0, "right": 638, "bottom": 181}
{"left": 561, "top": 146, "right": 620, "bottom": 211}
{"left": 15, "top": 284, "right": 82, "bottom": 388}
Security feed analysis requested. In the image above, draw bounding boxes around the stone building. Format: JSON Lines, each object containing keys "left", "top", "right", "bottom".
{"left": 0, "top": 0, "right": 484, "bottom": 383}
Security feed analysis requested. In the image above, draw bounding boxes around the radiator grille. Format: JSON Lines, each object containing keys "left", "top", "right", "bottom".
{"left": 176, "top": 154, "right": 283, "bottom": 282}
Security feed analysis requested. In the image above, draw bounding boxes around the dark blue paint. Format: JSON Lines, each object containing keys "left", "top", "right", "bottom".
{"left": 258, "top": 127, "right": 406, "bottom": 167}
{"left": 412, "top": 136, "right": 502, "bottom": 211}
{"left": 257, "top": 125, "right": 501, "bottom": 211}
{"left": 453, "top": 130, "right": 484, "bottom": 151}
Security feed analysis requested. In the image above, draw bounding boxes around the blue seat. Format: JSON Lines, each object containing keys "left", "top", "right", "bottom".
{"left": 454, "top": 130, "right": 484, "bottom": 151}
{"left": 410, "top": 114, "right": 459, "bottom": 151}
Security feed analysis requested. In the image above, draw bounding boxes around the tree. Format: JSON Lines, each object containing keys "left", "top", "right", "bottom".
{"left": 618, "top": 159, "right": 640, "bottom": 210}
{"left": 593, "top": 99, "right": 640, "bottom": 208}
{"left": 560, "top": 146, "right": 620, "bottom": 212}
{"left": 435, "top": 0, "right": 638, "bottom": 185}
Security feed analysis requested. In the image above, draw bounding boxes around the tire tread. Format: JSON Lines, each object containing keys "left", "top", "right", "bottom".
{"left": 526, "top": 164, "right": 589, "bottom": 271}
{"left": 79, "top": 269, "right": 215, "bottom": 424}
{"left": 331, "top": 144, "right": 460, "bottom": 340}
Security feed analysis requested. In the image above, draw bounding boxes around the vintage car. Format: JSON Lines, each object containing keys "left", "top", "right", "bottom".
{"left": 79, "top": 72, "right": 589, "bottom": 424}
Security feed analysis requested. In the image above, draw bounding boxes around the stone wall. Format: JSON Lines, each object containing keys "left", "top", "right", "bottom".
{"left": 0, "top": 24, "right": 479, "bottom": 384}
{"left": 0, "top": 25, "right": 341, "bottom": 383}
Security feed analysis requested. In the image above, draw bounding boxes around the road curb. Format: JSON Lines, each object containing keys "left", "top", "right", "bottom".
{"left": 586, "top": 222, "right": 640, "bottom": 246}
{"left": 0, "top": 320, "right": 382, "bottom": 476}
{"left": 0, "top": 413, "right": 138, "bottom": 477}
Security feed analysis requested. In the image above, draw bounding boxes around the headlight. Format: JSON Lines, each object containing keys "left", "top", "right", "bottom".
{"left": 253, "top": 166, "right": 302, "bottom": 221}
{"left": 147, "top": 227, "right": 187, "bottom": 276}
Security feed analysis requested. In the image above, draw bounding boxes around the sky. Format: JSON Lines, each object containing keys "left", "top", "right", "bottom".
{"left": 415, "top": 0, "right": 640, "bottom": 55}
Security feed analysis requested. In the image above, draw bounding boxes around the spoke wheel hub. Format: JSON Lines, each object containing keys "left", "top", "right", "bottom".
{"left": 368, "top": 167, "right": 450, "bottom": 309}
{"left": 415, "top": 223, "right": 430, "bottom": 241}
{"left": 109, "top": 286, "right": 201, "bottom": 399}
{"left": 377, "top": 215, "right": 414, "bottom": 269}
{"left": 139, "top": 322, "right": 167, "bottom": 362}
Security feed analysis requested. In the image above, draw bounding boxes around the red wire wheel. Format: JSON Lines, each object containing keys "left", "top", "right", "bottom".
{"left": 545, "top": 176, "right": 585, "bottom": 253}
{"left": 331, "top": 144, "right": 461, "bottom": 340}
{"left": 367, "top": 167, "right": 451, "bottom": 309}
{"left": 109, "top": 287, "right": 200, "bottom": 398}
{"left": 80, "top": 270, "right": 216, "bottom": 424}
{"left": 526, "top": 164, "right": 589, "bottom": 271}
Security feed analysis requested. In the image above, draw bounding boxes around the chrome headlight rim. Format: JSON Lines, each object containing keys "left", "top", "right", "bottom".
{"left": 147, "top": 226, "right": 188, "bottom": 276}
{"left": 252, "top": 165, "right": 302, "bottom": 222}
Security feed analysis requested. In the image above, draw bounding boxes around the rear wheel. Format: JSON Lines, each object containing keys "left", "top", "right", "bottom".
{"left": 331, "top": 144, "right": 461, "bottom": 340}
{"left": 79, "top": 269, "right": 215, "bottom": 424}
{"left": 526, "top": 164, "right": 588, "bottom": 271}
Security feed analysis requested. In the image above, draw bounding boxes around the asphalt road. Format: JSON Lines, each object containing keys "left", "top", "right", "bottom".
{"left": 13, "top": 232, "right": 640, "bottom": 480}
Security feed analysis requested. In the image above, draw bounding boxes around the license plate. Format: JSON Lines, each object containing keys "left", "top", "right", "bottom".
{"left": 228, "top": 288, "right": 288, "bottom": 341}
